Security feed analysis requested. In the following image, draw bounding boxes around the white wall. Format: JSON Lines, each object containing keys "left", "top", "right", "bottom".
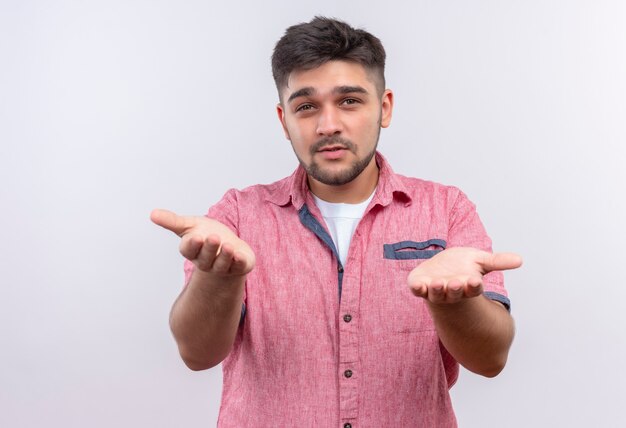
{"left": 1, "top": 1, "right": 624, "bottom": 427}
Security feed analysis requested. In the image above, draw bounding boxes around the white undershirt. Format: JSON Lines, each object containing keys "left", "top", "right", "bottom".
{"left": 312, "top": 190, "right": 376, "bottom": 266}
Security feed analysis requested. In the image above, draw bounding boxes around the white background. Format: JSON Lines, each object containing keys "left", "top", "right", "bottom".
{"left": 1, "top": 1, "right": 625, "bottom": 427}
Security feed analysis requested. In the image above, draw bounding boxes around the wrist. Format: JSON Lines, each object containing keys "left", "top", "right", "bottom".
{"left": 426, "top": 295, "right": 480, "bottom": 317}
{"left": 188, "top": 268, "right": 246, "bottom": 300}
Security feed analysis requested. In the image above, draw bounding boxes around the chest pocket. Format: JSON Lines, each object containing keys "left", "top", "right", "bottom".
{"left": 383, "top": 239, "right": 446, "bottom": 263}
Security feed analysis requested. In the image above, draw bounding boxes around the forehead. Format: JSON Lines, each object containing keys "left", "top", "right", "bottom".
{"left": 282, "top": 60, "right": 377, "bottom": 101}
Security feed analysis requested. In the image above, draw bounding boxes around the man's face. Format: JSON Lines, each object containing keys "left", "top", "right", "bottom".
{"left": 277, "top": 60, "right": 393, "bottom": 187}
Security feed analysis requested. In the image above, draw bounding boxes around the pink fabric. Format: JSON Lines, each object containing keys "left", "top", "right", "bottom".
{"left": 184, "top": 153, "right": 507, "bottom": 427}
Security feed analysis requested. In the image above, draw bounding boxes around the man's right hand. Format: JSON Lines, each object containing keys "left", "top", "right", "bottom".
{"left": 150, "top": 209, "right": 255, "bottom": 277}
{"left": 152, "top": 208, "right": 253, "bottom": 370}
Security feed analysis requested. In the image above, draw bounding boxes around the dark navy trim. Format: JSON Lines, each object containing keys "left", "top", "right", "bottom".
{"left": 240, "top": 303, "right": 246, "bottom": 323}
{"left": 484, "top": 291, "right": 511, "bottom": 312}
{"left": 383, "top": 239, "right": 447, "bottom": 260}
{"left": 298, "top": 204, "right": 344, "bottom": 299}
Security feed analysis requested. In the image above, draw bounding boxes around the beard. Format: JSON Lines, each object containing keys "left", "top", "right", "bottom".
{"left": 295, "top": 128, "right": 380, "bottom": 186}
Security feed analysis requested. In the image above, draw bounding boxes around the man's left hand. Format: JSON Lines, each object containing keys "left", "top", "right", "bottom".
{"left": 408, "top": 247, "right": 522, "bottom": 305}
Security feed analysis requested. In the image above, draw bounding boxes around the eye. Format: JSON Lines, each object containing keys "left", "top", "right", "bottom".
{"left": 341, "top": 98, "right": 361, "bottom": 106}
{"left": 295, "top": 103, "right": 315, "bottom": 112}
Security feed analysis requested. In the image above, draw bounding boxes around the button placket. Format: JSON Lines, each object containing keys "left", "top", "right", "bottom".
{"left": 338, "top": 264, "right": 360, "bottom": 420}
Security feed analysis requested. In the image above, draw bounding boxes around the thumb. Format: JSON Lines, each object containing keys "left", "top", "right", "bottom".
{"left": 480, "top": 252, "right": 523, "bottom": 273}
{"left": 150, "top": 209, "right": 197, "bottom": 236}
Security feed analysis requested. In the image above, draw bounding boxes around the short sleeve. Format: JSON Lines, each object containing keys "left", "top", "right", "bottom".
{"left": 447, "top": 188, "right": 510, "bottom": 310}
{"left": 183, "top": 188, "right": 241, "bottom": 287}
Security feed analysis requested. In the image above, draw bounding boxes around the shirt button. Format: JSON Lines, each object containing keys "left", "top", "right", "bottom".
{"left": 344, "top": 369, "right": 353, "bottom": 378}
{"left": 343, "top": 314, "right": 352, "bottom": 323}
{"left": 344, "top": 424, "right": 352, "bottom": 428}
{"left": 337, "top": 265, "right": 344, "bottom": 273}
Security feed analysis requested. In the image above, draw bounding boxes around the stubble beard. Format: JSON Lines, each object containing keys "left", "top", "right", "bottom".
{"left": 295, "top": 123, "right": 381, "bottom": 186}
{"left": 305, "top": 137, "right": 377, "bottom": 186}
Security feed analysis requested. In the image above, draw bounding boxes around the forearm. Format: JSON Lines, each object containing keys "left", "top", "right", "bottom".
{"left": 428, "top": 295, "right": 514, "bottom": 377}
{"left": 170, "top": 270, "right": 245, "bottom": 370}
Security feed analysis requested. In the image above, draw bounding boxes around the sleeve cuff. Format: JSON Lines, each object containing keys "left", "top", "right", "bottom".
{"left": 484, "top": 291, "right": 511, "bottom": 312}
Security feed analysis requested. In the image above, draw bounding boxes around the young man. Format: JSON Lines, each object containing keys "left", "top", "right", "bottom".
{"left": 152, "top": 17, "right": 522, "bottom": 427}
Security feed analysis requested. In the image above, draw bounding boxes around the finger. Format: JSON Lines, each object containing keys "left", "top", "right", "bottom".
{"left": 446, "top": 278, "right": 464, "bottom": 302}
{"left": 212, "top": 242, "right": 237, "bottom": 274}
{"left": 480, "top": 252, "right": 523, "bottom": 273}
{"left": 410, "top": 283, "right": 428, "bottom": 298}
{"left": 179, "top": 235, "right": 204, "bottom": 260}
{"left": 427, "top": 279, "right": 446, "bottom": 304}
{"left": 230, "top": 249, "right": 255, "bottom": 275}
{"left": 464, "top": 276, "right": 483, "bottom": 298}
{"left": 150, "top": 209, "right": 198, "bottom": 236}
{"left": 408, "top": 275, "right": 429, "bottom": 298}
{"left": 194, "top": 235, "right": 222, "bottom": 271}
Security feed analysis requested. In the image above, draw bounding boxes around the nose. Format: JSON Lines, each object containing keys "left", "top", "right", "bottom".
{"left": 316, "top": 107, "right": 342, "bottom": 136}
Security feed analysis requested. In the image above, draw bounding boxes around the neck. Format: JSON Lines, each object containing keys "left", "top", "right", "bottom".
{"left": 308, "top": 157, "right": 379, "bottom": 203}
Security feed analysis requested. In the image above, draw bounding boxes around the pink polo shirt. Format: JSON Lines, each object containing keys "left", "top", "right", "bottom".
{"left": 184, "top": 153, "right": 508, "bottom": 427}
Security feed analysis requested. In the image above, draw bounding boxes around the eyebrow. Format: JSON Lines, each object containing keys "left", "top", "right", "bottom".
{"left": 287, "top": 85, "right": 369, "bottom": 103}
{"left": 334, "top": 85, "right": 368, "bottom": 95}
{"left": 287, "top": 87, "right": 315, "bottom": 103}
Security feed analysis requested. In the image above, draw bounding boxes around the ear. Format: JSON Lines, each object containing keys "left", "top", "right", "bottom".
{"left": 276, "top": 103, "right": 291, "bottom": 140}
{"left": 380, "top": 89, "right": 394, "bottom": 128}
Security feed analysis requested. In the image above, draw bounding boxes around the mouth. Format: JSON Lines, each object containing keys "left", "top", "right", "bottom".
{"left": 317, "top": 145, "right": 348, "bottom": 153}
{"left": 316, "top": 145, "right": 350, "bottom": 160}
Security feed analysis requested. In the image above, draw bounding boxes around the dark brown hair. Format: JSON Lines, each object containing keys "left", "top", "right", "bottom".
{"left": 271, "top": 17, "right": 386, "bottom": 98}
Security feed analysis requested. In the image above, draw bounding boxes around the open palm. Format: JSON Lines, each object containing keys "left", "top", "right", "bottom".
{"left": 151, "top": 209, "right": 255, "bottom": 277}
{"left": 407, "top": 247, "right": 522, "bottom": 304}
